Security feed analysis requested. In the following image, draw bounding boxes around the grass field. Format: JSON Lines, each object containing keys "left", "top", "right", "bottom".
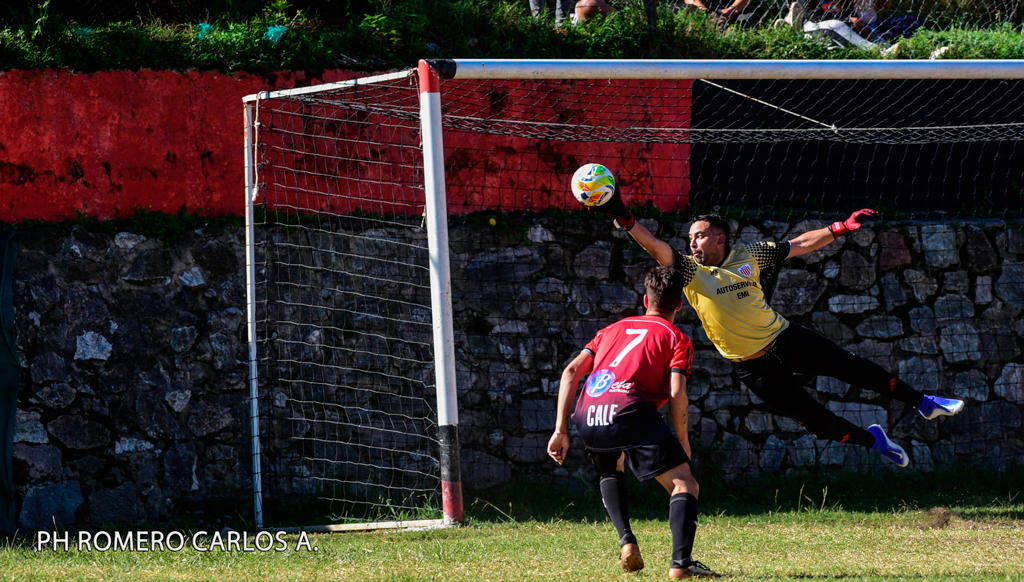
{"left": 3, "top": 475, "right": 1022, "bottom": 581}
{"left": 2, "top": 509, "right": 1022, "bottom": 581}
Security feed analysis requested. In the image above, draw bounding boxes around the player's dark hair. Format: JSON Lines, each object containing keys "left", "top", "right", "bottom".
{"left": 644, "top": 265, "right": 685, "bottom": 310}
{"left": 691, "top": 213, "right": 731, "bottom": 255}
{"left": 692, "top": 213, "right": 730, "bottom": 241}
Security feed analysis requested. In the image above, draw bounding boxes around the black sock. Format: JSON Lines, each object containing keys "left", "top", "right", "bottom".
{"left": 669, "top": 492, "right": 698, "bottom": 568}
{"left": 600, "top": 472, "right": 635, "bottom": 546}
{"left": 888, "top": 377, "right": 926, "bottom": 408}
{"left": 846, "top": 426, "right": 876, "bottom": 448}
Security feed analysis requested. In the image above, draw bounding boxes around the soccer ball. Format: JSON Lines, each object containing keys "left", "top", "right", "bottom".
{"left": 571, "top": 163, "right": 616, "bottom": 207}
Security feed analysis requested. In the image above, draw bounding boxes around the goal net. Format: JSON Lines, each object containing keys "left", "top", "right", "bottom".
{"left": 245, "top": 60, "right": 1024, "bottom": 527}
{"left": 244, "top": 71, "right": 459, "bottom": 530}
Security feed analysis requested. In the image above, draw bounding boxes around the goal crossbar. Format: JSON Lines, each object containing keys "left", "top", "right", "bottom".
{"left": 430, "top": 59, "right": 1024, "bottom": 80}
{"left": 242, "top": 60, "right": 1024, "bottom": 105}
{"left": 242, "top": 70, "right": 413, "bottom": 102}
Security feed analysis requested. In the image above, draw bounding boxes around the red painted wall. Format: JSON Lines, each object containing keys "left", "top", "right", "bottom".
{"left": 0, "top": 69, "right": 359, "bottom": 222}
{"left": 439, "top": 78, "right": 692, "bottom": 214}
{"left": 0, "top": 70, "right": 690, "bottom": 221}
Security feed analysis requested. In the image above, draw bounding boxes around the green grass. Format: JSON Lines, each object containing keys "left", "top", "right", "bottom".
{"left": 3, "top": 472, "right": 1022, "bottom": 581}
{"left": 2, "top": 507, "right": 1022, "bottom": 581}
{"left": 1, "top": 0, "right": 1024, "bottom": 72}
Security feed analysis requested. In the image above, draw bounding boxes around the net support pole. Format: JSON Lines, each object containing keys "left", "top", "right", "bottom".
{"left": 243, "top": 102, "right": 265, "bottom": 530}
{"left": 418, "top": 60, "right": 463, "bottom": 525}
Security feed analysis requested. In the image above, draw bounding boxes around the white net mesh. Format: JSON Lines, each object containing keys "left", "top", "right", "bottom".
{"left": 249, "top": 70, "right": 1024, "bottom": 514}
{"left": 251, "top": 76, "right": 444, "bottom": 525}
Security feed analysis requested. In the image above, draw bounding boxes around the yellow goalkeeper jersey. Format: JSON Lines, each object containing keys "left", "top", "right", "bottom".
{"left": 672, "top": 242, "right": 790, "bottom": 361}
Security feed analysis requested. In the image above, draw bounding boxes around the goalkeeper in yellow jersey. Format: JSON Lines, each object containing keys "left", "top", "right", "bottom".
{"left": 591, "top": 196, "right": 963, "bottom": 467}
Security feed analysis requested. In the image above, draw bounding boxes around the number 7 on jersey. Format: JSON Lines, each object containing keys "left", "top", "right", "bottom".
{"left": 608, "top": 329, "right": 647, "bottom": 367}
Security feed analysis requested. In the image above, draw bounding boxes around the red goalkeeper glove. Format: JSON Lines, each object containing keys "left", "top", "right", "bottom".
{"left": 587, "top": 189, "right": 635, "bottom": 231}
{"left": 828, "top": 208, "right": 877, "bottom": 238}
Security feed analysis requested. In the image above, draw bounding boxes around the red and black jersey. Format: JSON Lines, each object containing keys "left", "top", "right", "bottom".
{"left": 570, "top": 315, "right": 694, "bottom": 452}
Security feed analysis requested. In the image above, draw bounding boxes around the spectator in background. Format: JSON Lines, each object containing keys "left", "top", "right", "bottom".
{"left": 862, "top": 12, "right": 924, "bottom": 46}
{"left": 574, "top": 0, "right": 616, "bottom": 23}
{"left": 782, "top": 0, "right": 903, "bottom": 50}
{"left": 675, "top": 0, "right": 753, "bottom": 31}
{"left": 774, "top": 0, "right": 921, "bottom": 49}
{"left": 530, "top": 0, "right": 576, "bottom": 27}
{"left": 575, "top": 0, "right": 666, "bottom": 38}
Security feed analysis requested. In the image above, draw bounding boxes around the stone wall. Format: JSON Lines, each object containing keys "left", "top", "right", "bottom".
{"left": 450, "top": 217, "right": 1024, "bottom": 489}
{"left": 8, "top": 215, "right": 1024, "bottom": 528}
{"left": 11, "top": 224, "right": 250, "bottom": 530}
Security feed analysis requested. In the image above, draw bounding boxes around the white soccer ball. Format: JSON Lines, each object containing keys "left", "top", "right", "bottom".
{"left": 571, "top": 163, "right": 616, "bottom": 207}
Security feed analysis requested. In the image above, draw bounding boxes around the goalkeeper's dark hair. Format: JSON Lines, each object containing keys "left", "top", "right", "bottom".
{"left": 692, "top": 213, "right": 730, "bottom": 240}
{"left": 644, "top": 265, "right": 685, "bottom": 311}
{"left": 692, "top": 213, "right": 731, "bottom": 253}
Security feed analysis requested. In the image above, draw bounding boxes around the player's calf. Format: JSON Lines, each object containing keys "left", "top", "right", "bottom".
{"left": 918, "top": 395, "right": 964, "bottom": 420}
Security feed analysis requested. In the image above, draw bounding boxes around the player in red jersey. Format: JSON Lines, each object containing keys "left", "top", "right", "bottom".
{"left": 548, "top": 266, "right": 720, "bottom": 579}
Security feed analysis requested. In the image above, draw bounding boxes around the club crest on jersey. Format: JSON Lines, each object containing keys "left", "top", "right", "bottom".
{"left": 738, "top": 263, "right": 752, "bottom": 277}
{"left": 585, "top": 369, "right": 616, "bottom": 397}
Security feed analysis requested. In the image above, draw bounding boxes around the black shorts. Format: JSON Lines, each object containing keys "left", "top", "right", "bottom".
{"left": 589, "top": 436, "right": 690, "bottom": 482}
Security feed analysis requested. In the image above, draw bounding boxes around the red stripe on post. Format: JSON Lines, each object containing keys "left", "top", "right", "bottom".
{"left": 442, "top": 481, "right": 464, "bottom": 524}
{"left": 418, "top": 60, "right": 441, "bottom": 94}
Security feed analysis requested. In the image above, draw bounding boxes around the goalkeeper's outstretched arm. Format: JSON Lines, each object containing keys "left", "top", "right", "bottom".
{"left": 589, "top": 188, "right": 673, "bottom": 265}
{"left": 627, "top": 220, "right": 676, "bottom": 267}
{"left": 788, "top": 208, "right": 878, "bottom": 258}
{"left": 620, "top": 204, "right": 877, "bottom": 265}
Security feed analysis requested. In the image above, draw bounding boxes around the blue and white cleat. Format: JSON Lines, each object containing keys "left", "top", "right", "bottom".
{"left": 868, "top": 424, "right": 909, "bottom": 467}
{"left": 918, "top": 395, "right": 964, "bottom": 420}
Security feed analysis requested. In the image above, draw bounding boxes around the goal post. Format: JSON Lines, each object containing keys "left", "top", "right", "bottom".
{"left": 244, "top": 68, "right": 461, "bottom": 531}
{"left": 244, "top": 59, "right": 1024, "bottom": 530}
{"left": 419, "top": 60, "right": 463, "bottom": 525}
{"left": 243, "top": 101, "right": 265, "bottom": 530}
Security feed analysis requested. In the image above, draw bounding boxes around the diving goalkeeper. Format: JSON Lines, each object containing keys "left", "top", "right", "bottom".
{"left": 590, "top": 197, "right": 963, "bottom": 467}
